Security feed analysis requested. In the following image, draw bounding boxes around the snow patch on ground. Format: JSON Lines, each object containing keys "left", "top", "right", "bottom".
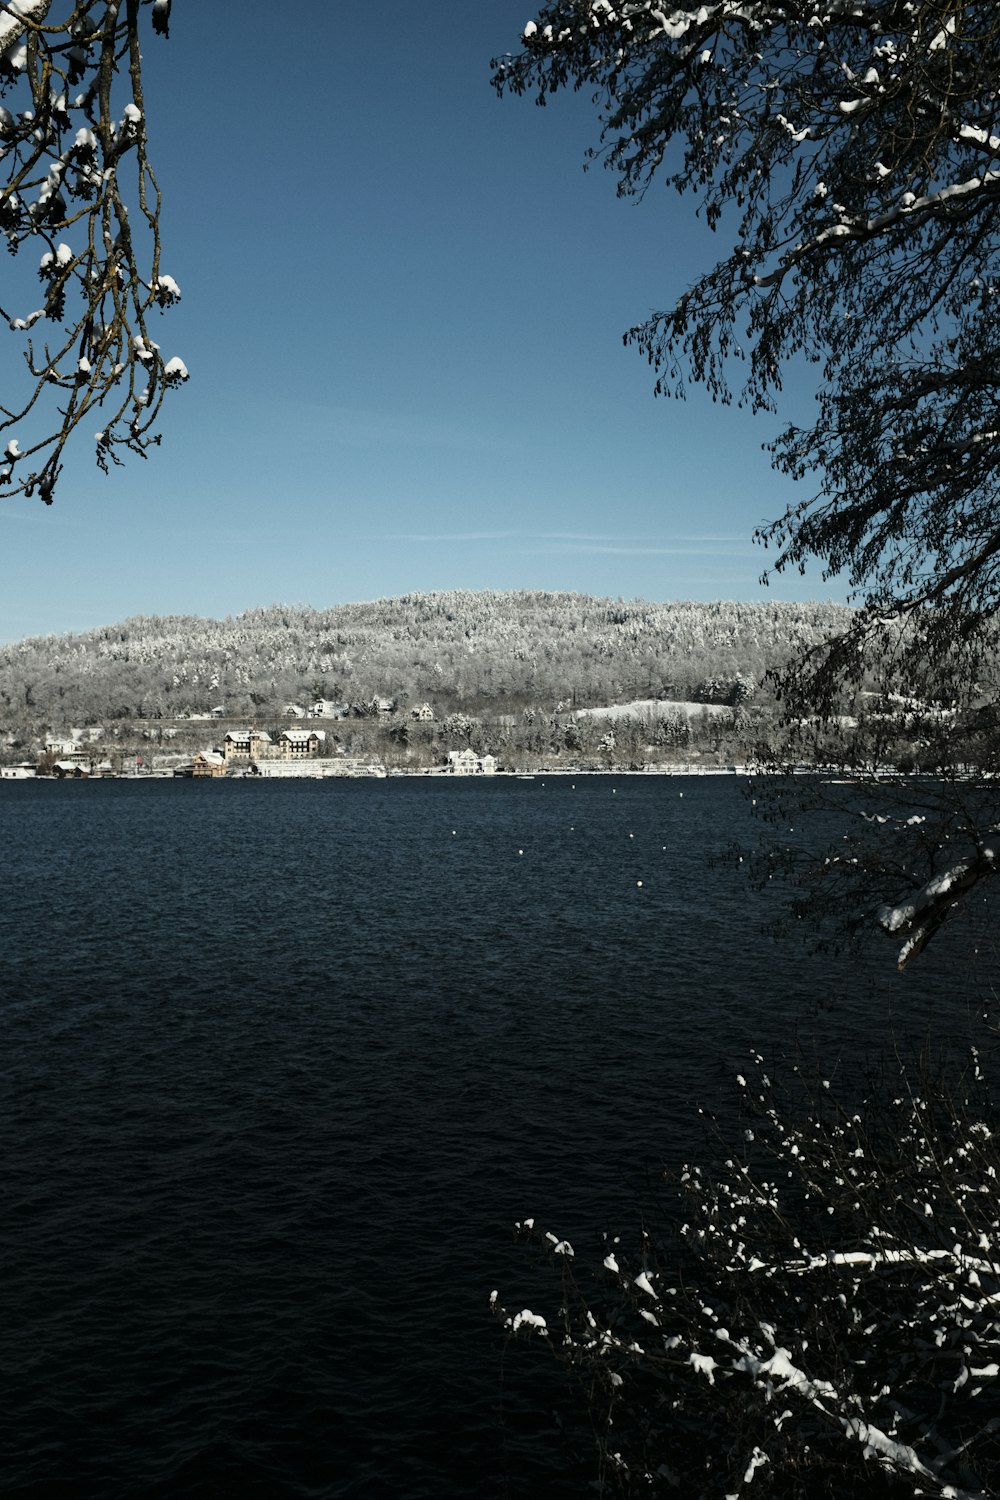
{"left": 576, "top": 698, "right": 732, "bottom": 722}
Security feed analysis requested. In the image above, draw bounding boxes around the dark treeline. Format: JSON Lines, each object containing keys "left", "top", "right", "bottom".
{"left": 0, "top": 591, "right": 849, "bottom": 734}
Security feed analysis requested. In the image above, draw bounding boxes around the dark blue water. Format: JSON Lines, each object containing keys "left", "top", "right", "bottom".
{"left": 0, "top": 776, "right": 975, "bottom": 1498}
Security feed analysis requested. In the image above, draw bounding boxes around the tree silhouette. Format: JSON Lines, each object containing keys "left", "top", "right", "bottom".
{"left": 494, "top": 3, "right": 1000, "bottom": 956}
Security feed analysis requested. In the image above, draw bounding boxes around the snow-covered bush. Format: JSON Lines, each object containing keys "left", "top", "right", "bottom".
{"left": 496, "top": 1050, "right": 1000, "bottom": 1497}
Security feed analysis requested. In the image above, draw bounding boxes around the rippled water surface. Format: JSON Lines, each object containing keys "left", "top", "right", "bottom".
{"left": 0, "top": 776, "right": 972, "bottom": 1498}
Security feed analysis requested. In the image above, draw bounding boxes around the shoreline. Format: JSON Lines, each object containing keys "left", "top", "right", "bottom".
{"left": 8, "top": 762, "right": 756, "bottom": 782}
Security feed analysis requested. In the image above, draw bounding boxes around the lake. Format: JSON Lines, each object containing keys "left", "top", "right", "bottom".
{"left": 0, "top": 775, "right": 977, "bottom": 1498}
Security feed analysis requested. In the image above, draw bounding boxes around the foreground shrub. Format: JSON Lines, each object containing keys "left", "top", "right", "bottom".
{"left": 496, "top": 1051, "right": 1000, "bottom": 1497}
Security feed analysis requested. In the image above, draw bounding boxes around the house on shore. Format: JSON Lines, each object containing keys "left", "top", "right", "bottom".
{"left": 52, "top": 759, "right": 89, "bottom": 778}
{"left": 192, "top": 751, "right": 226, "bottom": 777}
{"left": 223, "top": 729, "right": 272, "bottom": 761}
{"left": 222, "top": 728, "right": 328, "bottom": 766}
{"left": 445, "top": 748, "right": 496, "bottom": 775}
{"left": 278, "top": 728, "right": 326, "bottom": 758}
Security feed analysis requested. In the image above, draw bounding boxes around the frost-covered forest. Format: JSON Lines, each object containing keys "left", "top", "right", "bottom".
{"left": 0, "top": 591, "right": 848, "bottom": 731}
{"left": 0, "top": 591, "right": 854, "bottom": 769}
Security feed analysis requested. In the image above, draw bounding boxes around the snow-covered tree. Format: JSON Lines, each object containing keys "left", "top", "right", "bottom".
{"left": 497, "top": 1050, "right": 1000, "bottom": 1497}
{"left": 0, "top": 592, "right": 847, "bottom": 733}
{"left": 494, "top": 3, "right": 1000, "bottom": 950}
{"left": 0, "top": 0, "right": 182, "bottom": 505}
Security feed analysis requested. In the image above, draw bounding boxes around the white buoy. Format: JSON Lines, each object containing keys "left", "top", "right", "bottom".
{"left": 637, "top": 880, "right": 643, "bottom": 888}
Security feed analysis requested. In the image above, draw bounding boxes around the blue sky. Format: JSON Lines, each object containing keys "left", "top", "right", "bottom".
{"left": 0, "top": 1, "right": 841, "bottom": 644}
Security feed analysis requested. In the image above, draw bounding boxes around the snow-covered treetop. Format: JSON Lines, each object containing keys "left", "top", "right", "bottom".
{"left": 0, "top": 0, "right": 182, "bottom": 505}
{"left": 502, "top": 3, "right": 1000, "bottom": 290}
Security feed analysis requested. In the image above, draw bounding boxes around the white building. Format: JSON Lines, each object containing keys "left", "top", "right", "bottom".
{"left": 445, "top": 748, "right": 496, "bottom": 775}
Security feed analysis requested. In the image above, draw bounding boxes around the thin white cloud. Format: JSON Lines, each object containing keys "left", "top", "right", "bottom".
{"left": 567, "top": 542, "right": 754, "bottom": 557}
{"left": 0, "top": 505, "right": 58, "bottom": 526}
{"left": 377, "top": 529, "right": 527, "bottom": 543}
{"left": 358, "top": 529, "right": 753, "bottom": 550}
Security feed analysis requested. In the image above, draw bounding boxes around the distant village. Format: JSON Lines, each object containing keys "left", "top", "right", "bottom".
{"left": 0, "top": 690, "right": 753, "bottom": 779}
{"left": 1, "top": 699, "right": 501, "bottom": 779}
{"left": 0, "top": 594, "right": 872, "bottom": 780}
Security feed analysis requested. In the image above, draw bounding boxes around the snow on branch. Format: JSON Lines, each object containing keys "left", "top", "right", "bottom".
{"left": 753, "top": 172, "right": 1000, "bottom": 291}
{"left": 879, "top": 841, "right": 999, "bottom": 970}
{"left": 0, "top": 1, "right": 52, "bottom": 52}
{"left": 495, "top": 1051, "right": 1000, "bottom": 1494}
{"left": 0, "top": 1, "right": 183, "bottom": 506}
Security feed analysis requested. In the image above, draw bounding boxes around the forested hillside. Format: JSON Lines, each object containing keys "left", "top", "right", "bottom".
{"left": 0, "top": 592, "right": 849, "bottom": 732}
